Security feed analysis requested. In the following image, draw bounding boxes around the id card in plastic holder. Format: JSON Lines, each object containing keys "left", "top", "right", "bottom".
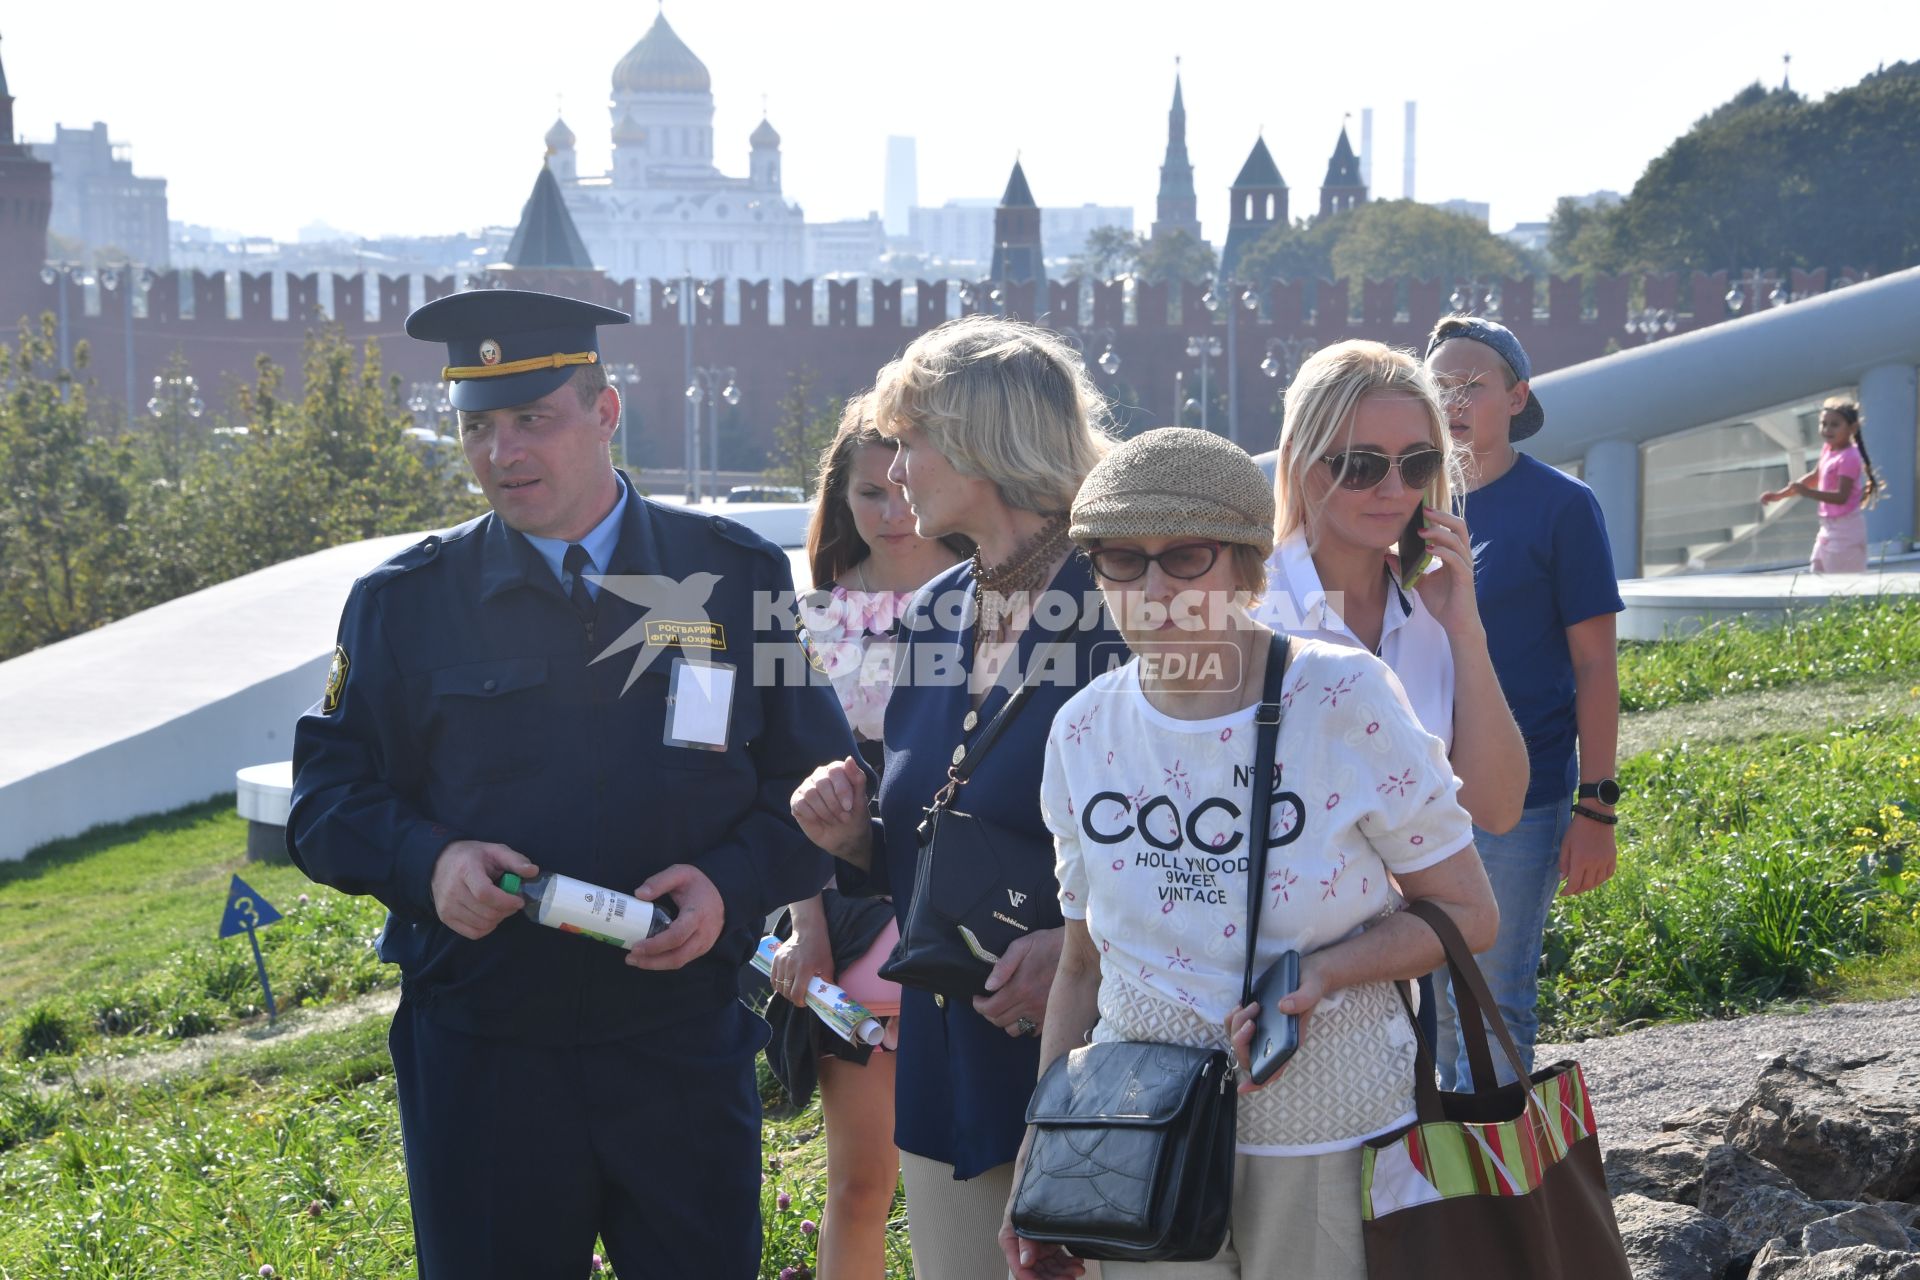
{"left": 665, "top": 657, "right": 735, "bottom": 751}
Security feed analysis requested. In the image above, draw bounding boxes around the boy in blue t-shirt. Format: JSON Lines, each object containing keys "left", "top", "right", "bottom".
{"left": 1424, "top": 316, "right": 1624, "bottom": 1088}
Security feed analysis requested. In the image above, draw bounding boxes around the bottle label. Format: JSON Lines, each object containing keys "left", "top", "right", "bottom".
{"left": 534, "top": 873, "right": 659, "bottom": 948}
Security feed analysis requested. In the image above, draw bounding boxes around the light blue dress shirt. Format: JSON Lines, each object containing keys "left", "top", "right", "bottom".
{"left": 519, "top": 482, "right": 628, "bottom": 601}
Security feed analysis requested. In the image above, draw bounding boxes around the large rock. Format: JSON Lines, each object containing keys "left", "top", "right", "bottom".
{"left": 1751, "top": 1207, "right": 1920, "bottom": 1280}
{"left": 1721, "top": 1185, "right": 1844, "bottom": 1256}
{"left": 1607, "top": 1129, "right": 1718, "bottom": 1205}
{"left": 1614, "top": 1193, "right": 1732, "bottom": 1280}
{"left": 1701, "top": 1143, "right": 1805, "bottom": 1220}
{"left": 1726, "top": 1051, "right": 1920, "bottom": 1202}
{"left": 1748, "top": 1244, "right": 1920, "bottom": 1280}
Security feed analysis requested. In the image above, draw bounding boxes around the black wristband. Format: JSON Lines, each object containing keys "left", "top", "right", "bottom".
{"left": 1571, "top": 804, "right": 1617, "bottom": 826}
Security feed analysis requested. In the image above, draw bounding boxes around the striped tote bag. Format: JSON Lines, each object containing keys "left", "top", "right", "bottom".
{"left": 1361, "top": 901, "right": 1630, "bottom": 1279}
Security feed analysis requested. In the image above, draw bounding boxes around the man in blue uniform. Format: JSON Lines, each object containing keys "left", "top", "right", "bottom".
{"left": 288, "top": 289, "right": 848, "bottom": 1278}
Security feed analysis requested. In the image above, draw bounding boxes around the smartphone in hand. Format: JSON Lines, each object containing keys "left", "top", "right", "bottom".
{"left": 1397, "top": 507, "right": 1433, "bottom": 591}
{"left": 1249, "top": 949, "right": 1302, "bottom": 1085}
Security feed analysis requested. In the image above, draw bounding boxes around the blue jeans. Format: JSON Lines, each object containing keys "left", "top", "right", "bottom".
{"left": 1432, "top": 802, "right": 1570, "bottom": 1090}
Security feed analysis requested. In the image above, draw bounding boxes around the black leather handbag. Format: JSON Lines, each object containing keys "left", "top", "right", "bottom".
{"left": 1009, "top": 634, "right": 1290, "bottom": 1262}
{"left": 878, "top": 623, "right": 1079, "bottom": 1000}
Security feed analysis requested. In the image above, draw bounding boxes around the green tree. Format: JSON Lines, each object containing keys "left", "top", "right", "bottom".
{"left": 1585, "top": 62, "right": 1920, "bottom": 274}
{"left": 1234, "top": 212, "right": 1352, "bottom": 284}
{"left": 1328, "top": 200, "right": 1522, "bottom": 282}
{"left": 0, "top": 318, "right": 134, "bottom": 658}
{"left": 121, "top": 329, "right": 479, "bottom": 612}
{"left": 1134, "top": 229, "right": 1220, "bottom": 285}
{"left": 766, "top": 369, "right": 840, "bottom": 497}
{"left": 1070, "top": 226, "right": 1142, "bottom": 280}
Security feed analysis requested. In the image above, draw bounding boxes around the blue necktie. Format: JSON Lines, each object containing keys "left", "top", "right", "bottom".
{"left": 563, "top": 544, "right": 596, "bottom": 623}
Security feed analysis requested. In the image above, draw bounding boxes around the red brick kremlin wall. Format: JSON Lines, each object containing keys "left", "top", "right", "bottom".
{"left": 4, "top": 267, "right": 1845, "bottom": 465}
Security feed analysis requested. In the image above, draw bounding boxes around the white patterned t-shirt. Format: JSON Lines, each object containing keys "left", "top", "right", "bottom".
{"left": 1040, "top": 637, "right": 1474, "bottom": 1153}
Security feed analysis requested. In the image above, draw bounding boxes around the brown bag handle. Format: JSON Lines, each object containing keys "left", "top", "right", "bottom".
{"left": 1402, "top": 899, "right": 1532, "bottom": 1120}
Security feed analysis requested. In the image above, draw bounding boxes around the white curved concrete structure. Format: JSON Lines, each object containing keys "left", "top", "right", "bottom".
{"left": 1528, "top": 265, "right": 1920, "bottom": 578}
{"left": 0, "top": 501, "right": 816, "bottom": 863}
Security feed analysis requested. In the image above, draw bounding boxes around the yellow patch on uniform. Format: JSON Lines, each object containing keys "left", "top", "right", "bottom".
{"left": 797, "top": 625, "right": 830, "bottom": 675}
{"left": 323, "top": 644, "right": 350, "bottom": 713}
{"left": 644, "top": 619, "right": 725, "bottom": 651}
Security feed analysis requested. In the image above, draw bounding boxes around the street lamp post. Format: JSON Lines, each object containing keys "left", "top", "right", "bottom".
{"left": 1185, "top": 334, "right": 1223, "bottom": 434}
{"left": 1061, "top": 326, "right": 1121, "bottom": 379}
{"left": 688, "top": 365, "right": 740, "bottom": 503}
{"left": 1624, "top": 307, "right": 1677, "bottom": 344}
{"left": 1203, "top": 281, "right": 1260, "bottom": 445}
{"left": 605, "top": 361, "right": 641, "bottom": 472}
{"left": 1261, "top": 336, "right": 1319, "bottom": 418}
{"left": 98, "top": 265, "right": 155, "bottom": 430}
{"left": 39, "top": 262, "right": 92, "bottom": 391}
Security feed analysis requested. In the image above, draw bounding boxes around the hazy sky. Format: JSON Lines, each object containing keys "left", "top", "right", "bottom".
{"left": 6, "top": 1, "right": 1914, "bottom": 246}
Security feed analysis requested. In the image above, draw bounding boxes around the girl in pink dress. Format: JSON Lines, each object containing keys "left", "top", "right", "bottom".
{"left": 770, "top": 393, "right": 966, "bottom": 1280}
{"left": 1763, "top": 396, "right": 1885, "bottom": 573}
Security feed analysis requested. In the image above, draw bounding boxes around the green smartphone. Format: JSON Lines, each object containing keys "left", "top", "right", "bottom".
{"left": 1398, "top": 486, "right": 1438, "bottom": 591}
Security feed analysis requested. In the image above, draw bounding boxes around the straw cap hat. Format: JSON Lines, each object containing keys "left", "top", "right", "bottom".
{"left": 1070, "top": 428, "right": 1275, "bottom": 556}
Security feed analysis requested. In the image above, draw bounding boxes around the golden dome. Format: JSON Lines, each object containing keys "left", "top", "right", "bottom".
{"left": 612, "top": 13, "right": 711, "bottom": 96}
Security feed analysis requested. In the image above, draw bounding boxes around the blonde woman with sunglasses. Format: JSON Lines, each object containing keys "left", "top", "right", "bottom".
{"left": 1255, "top": 340, "right": 1525, "bottom": 837}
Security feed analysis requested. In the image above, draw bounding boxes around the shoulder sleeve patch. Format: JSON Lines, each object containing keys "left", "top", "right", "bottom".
{"left": 322, "top": 644, "right": 350, "bottom": 714}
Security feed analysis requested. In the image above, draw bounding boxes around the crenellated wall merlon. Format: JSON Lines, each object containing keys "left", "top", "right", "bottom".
{"left": 16, "top": 269, "right": 1874, "bottom": 337}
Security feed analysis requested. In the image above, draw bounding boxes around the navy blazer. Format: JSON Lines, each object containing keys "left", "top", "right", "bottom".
{"left": 288, "top": 475, "right": 851, "bottom": 1043}
{"left": 862, "top": 553, "right": 1120, "bottom": 1178}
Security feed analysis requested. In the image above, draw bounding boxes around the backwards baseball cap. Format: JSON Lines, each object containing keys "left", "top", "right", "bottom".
{"left": 1425, "top": 316, "right": 1545, "bottom": 442}
{"left": 406, "top": 288, "right": 631, "bottom": 412}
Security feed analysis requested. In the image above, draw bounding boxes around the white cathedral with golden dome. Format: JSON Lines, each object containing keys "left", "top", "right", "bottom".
{"left": 549, "top": 10, "right": 804, "bottom": 281}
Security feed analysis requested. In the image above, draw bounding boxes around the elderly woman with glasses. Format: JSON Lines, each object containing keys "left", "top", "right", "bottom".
{"left": 1255, "top": 339, "right": 1526, "bottom": 837}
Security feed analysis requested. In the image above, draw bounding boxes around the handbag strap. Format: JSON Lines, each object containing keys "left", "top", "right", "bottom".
{"left": 937, "top": 618, "right": 1083, "bottom": 802}
{"left": 1239, "top": 633, "right": 1292, "bottom": 1006}
{"left": 1402, "top": 899, "right": 1534, "bottom": 1120}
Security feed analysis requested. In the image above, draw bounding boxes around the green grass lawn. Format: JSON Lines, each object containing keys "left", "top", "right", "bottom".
{"left": 1618, "top": 597, "right": 1920, "bottom": 712}
{"left": 5, "top": 595, "right": 1920, "bottom": 1276}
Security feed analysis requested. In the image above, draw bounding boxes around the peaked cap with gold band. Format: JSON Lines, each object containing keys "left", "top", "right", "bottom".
{"left": 404, "top": 288, "right": 631, "bottom": 412}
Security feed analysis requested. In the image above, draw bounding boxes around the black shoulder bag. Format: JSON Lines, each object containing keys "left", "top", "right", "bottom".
{"left": 1009, "top": 633, "right": 1291, "bottom": 1262}
{"left": 878, "top": 621, "right": 1081, "bottom": 999}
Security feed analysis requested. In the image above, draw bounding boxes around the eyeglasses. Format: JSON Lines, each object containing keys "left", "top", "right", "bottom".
{"left": 1321, "top": 447, "right": 1445, "bottom": 492}
{"left": 1088, "top": 542, "right": 1221, "bottom": 583}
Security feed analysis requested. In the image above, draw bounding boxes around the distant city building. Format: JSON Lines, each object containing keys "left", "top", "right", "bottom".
{"left": 884, "top": 137, "right": 917, "bottom": 237}
{"left": 551, "top": 11, "right": 804, "bottom": 280}
{"left": 1041, "top": 205, "right": 1133, "bottom": 264}
{"left": 31, "top": 121, "right": 168, "bottom": 266}
{"left": 1501, "top": 221, "right": 1552, "bottom": 254}
{"left": 1430, "top": 198, "right": 1491, "bottom": 227}
{"left": 1568, "top": 190, "right": 1624, "bottom": 210}
{"left": 1150, "top": 66, "right": 1203, "bottom": 245}
{"left": 806, "top": 214, "right": 888, "bottom": 276}
{"left": 907, "top": 200, "right": 1130, "bottom": 274}
{"left": 0, "top": 37, "right": 52, "bottom": 301}
{"left": 1319, "top": 125, "right": 1368, "bottom": 219}
{"left": 1402, "top": 101, "right": 1417, "bottom": 200}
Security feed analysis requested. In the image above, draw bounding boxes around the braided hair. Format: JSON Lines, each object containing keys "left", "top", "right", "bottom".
{"left": 1823, "top": 397, "right": 1885, "bottom": 510}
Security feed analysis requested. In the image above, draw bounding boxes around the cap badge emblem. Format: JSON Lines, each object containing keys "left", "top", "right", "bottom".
{"left": 479, "top": 338, "right": 502, "bottom": 366}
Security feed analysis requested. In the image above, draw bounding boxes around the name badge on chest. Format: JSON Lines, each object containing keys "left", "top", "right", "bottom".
{"left": 665, "top": 657, "right": 735, "bottom": 751}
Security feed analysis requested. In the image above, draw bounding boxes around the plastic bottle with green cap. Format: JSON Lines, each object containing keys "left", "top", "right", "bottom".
{"left": 497, "top": 872, "right": 676, "bottom": 948}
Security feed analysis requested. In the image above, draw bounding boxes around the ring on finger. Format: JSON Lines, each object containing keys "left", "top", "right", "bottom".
{"left": 1014, "top": 1015, "right": 1037, "bottom": 1037}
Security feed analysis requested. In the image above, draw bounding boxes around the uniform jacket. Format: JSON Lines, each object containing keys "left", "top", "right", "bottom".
{"left": 289, "top": 477, "right": 850, "bottom": 1042}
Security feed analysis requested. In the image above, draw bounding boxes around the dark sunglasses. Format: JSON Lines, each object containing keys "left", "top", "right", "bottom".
{"left": 1321, "top": 447, "right": 1445, "bottom": 492}
{"left": 1088, "top": 542, "right": 1221, "bottom": 583}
